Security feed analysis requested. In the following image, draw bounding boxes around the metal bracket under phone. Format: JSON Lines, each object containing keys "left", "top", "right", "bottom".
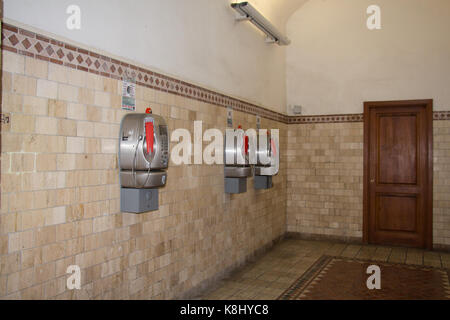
{"left": 254, "top": 175, "right": 272, "bottom": 190}
{"left": 225, "top": 177, "right": 247, "bottom": 194}
{"left": 120, "top": 188, "right": 159, "bottom": 213}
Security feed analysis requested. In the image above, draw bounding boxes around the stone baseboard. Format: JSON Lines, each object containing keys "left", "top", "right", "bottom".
{"left": 433, "top": 243, "right": 450, "bottom": 253}
{"left": 285, "top": 232, "right": 363, "bottom": 244}
{"left": 287, "top": 232, "right": 450, "bottom": 253}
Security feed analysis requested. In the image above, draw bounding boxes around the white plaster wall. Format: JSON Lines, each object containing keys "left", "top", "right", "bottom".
{"left": 4, "top": 0, "right": 289, "bottom": 113}
{"left": 286, "top": 0, "right": 450, "bottom": 115}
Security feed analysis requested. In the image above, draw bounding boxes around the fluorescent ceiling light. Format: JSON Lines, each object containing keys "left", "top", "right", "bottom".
{"left": 231, "top": 1, "right": 291, "bottom": 46}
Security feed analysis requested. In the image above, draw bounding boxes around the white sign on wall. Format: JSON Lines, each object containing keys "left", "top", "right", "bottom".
{"left": 122, "top": 78, "right": 136, "bottom": 111}
{"left": 227, "top": 107, "right": 233, "bottom": 127}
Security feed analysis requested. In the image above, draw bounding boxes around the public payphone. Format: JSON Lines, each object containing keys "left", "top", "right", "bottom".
{"left": 119, "top": 111, "right": 169, "bottom": 212}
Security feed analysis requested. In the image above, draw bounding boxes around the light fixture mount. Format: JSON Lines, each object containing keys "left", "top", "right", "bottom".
{"left": 231, "top": 2, "right": 291, "bottom": 46}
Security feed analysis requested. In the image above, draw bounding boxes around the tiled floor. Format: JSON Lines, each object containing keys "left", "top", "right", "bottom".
{"left": 199, "top": 239, "right": 450, "bottom": 300}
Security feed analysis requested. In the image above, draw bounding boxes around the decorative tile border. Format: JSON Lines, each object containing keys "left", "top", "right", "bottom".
{"left": 1, "top": 23, "right": 288, "bottom": 123}
{"left": 288, "top": 113, "right": 364, "bottom": 124}
{"left": 1, "top": 23, "right": 450, "bottom": 124}
{"left": 289, "top": 111, "right": 450, "bottom": 124}
{"left": 433, "top": 111, "right": 450, "bottom": 120}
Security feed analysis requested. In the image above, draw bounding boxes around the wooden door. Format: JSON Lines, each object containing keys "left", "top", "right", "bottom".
{"left": 363, "top": 100, "right": 433, "bottom": 249}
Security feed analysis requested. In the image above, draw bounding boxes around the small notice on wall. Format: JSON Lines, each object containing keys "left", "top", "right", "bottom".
{"left": 256, "top": 115, "right": 261, "bottom": 130}
{"left": 227, "top": 107, "right": 233, "bottom": 128}
{"left": 122, "top": 77, "right": 136, "bottom": 111}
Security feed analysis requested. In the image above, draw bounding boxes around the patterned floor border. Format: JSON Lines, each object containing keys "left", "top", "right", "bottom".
{"left": 278, "top": 255, "right": 450, "bottom": 300}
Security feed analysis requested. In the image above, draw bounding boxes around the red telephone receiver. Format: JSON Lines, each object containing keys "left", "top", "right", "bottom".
{"left": 270, "top": 137, "right": 276, "bottom": 157}
{"left": 145, "top": 119, "right": 154, "bottom": 154}
{"left": 238, "top": 125, "right": 249, "bottom": 155}
{"left": 244, "top": 135, "right": 249, "bottom": 155}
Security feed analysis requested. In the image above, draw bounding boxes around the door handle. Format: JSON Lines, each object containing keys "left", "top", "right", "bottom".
{"left": 370, "top": 179, "right": 375, "bottom": 183}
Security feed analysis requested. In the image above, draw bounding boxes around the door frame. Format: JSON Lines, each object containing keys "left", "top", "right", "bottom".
{"left": 363, "top": 99, "right": 433, "bottom": 249}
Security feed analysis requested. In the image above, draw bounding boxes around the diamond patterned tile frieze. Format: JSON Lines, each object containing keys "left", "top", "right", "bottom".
{"left": 8, "top": 22, "right": 447, "bottom": 124}
{"left": 34, "top": 41, "right": 43, "bottom": 53}
{"left": 56, "top": 48, "right": 65, "bottom": 59}
{"left": 21, "top": 38, "right": 32, "bottom": 49}
{"left": 8, "top": 34, "right": 19, "bottom": 46}
{"left": 45, "top": 44, "right": 54, "bottom": 56}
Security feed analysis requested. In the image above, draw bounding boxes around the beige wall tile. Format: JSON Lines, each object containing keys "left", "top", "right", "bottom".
{"left": 3, "top": 51, "right": 25, "bottom": 74}
{"left": 45, "top": 207, "right": 66, "bottom": 226}
{"left": 1, "top": 132, "right": 23, "bottom": 153}
{"left": 42, "top": 243, "right": 66, "bottom": 264}
{"left": 23, "top": 96, "right": 48, "bottom": 116}
{"left": 103, "top": 78, "right": 118, "bottom": 94}
{"left": 35, "top": 262, "right": 56, "bottom": 284}
{"left": 13, "top": 74, "right": 37, "bottom": 96}
{"left": 33, "top": 190, "right": 50, "bottom": 209}
{"left": 56, "top": 154, "right": 76, "bottom": 171}
{"left": 85, "top": 73, "right": 104, "bottom": 91}
{"left": 7, "top": 268, "right": 34, "bottom": 294}
{"left": 86, "top": 106, "right": 102, "bottom": 122}
{"left": 93, "top": 122, "right": 112, "bottom": 138}
{"left": 66, "top": 137, "right": 85, "bottom": 154}
{"left": 25, "top": 57, "right": 48, "bottom": 79}
{"left": 2, "top": 71, "right": 12, "bottom": 92}
{"left": 11, "top": 198, "right": 39, "bottom": 226}
{"left": 85, "top": 138, "right": 101, "bottom": 153}
{"left": 66, "top": 103, "right": 86, "bottom": 121}
{"left": 34, "top": 226, "right": 56, "bottom": 247}
{"left": 18, "top": 209, "right": 45, "bottom": 230}
{"left": 8, "top": 230, "right": 34, "bottom": 253}
{"left": 1, "top": 213, "right": 18, "bottom": 234}
{"left": 11, "top": 153, "right": 35, "bottom": 172}
{"left": 101, "top": 258, "right": 121, "bottom": 278}
{"left": 93, "top": 216, "right": 114, "bottom": 232}
{"left": 2, "top": 153, "right": 11, "bottom": 173}
{"left": 65, "top": 237, "right": 84, "bottom": 256}
{"left": 78, "top": 88, "right": 94, "bottom": 105}
{"left": 2, "top": 93, "right": 22, "bottom": 113}
{"left": 57, "top": 119, "right": 77, "bottom": 136}
{"left": 21, "top": 172, "right": 66, "bottom": 191}
{"left": 37, "top": 79, "right": 58, "bottom": 99}
{"left": 68, "top": 68, "right": 87, "bottom": 87}
{"left": 101, "top": 139, "right": 117, "bottom": 154}
{"left": 76, "top": 122, "right": 94, "bottom": 137}
{"left": 48, "top": 63, "right": 68, "bottom": 83}
{"left": 35, "top": 117, "right": 58, "bottom": 135}
{"left": 48, "top": 99, "right": 67, "bottom": 118}
{"left": 11, "top": 114, "right": 35, "bottom": 133}
{"left": 58, "top": 84, "right": 79, "bottom": 102}
{"left": 94, "top": 91, "right": 111, "bottom": 107}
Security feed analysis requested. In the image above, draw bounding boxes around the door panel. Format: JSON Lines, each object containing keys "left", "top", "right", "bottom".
{"left": 378, "top": 114, "right": 417, "bottom": 185}
{"left": 364, "top": 100, "right": 432, "bottom": 249}
{"left": 376, "top": 194, "right": 417, "bottom": 232}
